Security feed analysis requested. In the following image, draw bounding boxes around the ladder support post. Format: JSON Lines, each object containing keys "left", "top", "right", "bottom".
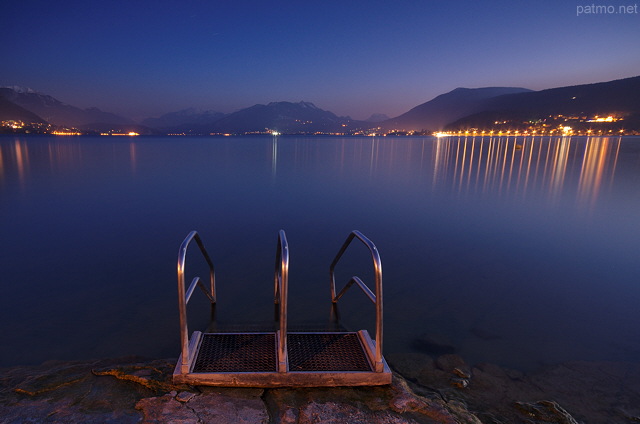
{"left": 329, "top": 230, "right": 384, "bottom": 372}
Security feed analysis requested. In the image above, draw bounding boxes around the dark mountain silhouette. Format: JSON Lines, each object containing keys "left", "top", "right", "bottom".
{"left": 141, "top": 108, "right": 225, "bottom": 133}
{"left": 365, "top": 113, "right": 390, "bottom": 123}
{"left": 3, "top": 75, "right": 639, "bottom": 135}
{"left": 446, "top": 75, "right": 640, "bottom": 130}
{"left": 207, "top": 101, "right": 366, "bottom": 134}
{"left": 0, "top": 94, "right": 47, "bottom": 123}
{"left": 380, "top": 87, "right": 532, "bottom": 131}
{"left": 0, "top": 87, "right": 133, "bottom": 127}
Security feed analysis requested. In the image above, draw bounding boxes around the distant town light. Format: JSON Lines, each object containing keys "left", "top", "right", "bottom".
{"left": 588, "top": 115, "right": 616, "bottom": 123}
{"left": 52, "top": 130, "right": 81, "bottom": 135}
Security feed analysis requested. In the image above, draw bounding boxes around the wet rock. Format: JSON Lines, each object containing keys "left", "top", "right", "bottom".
{"left": 514, "top": 400, "right": 579, "bottom": 424}
{"left": 388, "top": 378, "right": 481, "bottom": 423}
{"left": 464, "top": 362, "right": 547, "bottom": 419}
{"left": 296, "top": 401, "right": 408, "bottom": 424}
{"left": 475, "top": 411, "right": 507, "bottom": 424}
{"left": 92, "top": 358, "right": 180, "bottom": 393}
{"left": 386, "top": 353, "right": 434, "bottom": 381}
{"left": 135, "top": 394, "right": 197, "bottom": 423}
{"left": 390, "top": 353, "right": 640, "bottom": 424}
{"left": 175, "top": 391, "right": 196, "bottom": 403}
{"left": 450, "top": 378, "right": 469, "bottom": 389}
{"left": 399, "top": 354, "right": 473, "bottom": 393}
{"left": 278, "top": 406, "right": 299, "bottom": 424}
{"left": 416, "top": 363, "right": 452, "bottom": 389}
{"left": 453, "top": 368, "right": 471, "bottom": 379}
{"left": 135, "top": 387, "right": 272, "bottom": 423}
{"left": 435, "top": 354, "right": 469, "bottom": 376}
{"left": 261, "top": 376, "right": 481, "bottom": 424}
{"left": 619, "top": 409, "right": 640, "bottom": 422}
{"left": 412, "top": 334, "right": 456, "bottom": 355}
{"left": 10, "top": 355, "right": 640, "bottom": 424}
{"left": 0, "top": 357, "right": 156, "bottom": 423}
{"left": 525, "top": 361, "right": 640, "bottom": 424}
{"left": 0, "top": 357, "right": 483, "bottom": 424}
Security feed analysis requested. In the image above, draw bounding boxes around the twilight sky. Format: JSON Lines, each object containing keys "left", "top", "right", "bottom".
{"left": 2, "top": 0, "right": 639, "bottom": 120}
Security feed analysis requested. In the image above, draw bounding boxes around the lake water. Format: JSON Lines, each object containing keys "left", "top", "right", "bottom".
{"left": 1, "top": 134, "right": 639, "bottom": 372}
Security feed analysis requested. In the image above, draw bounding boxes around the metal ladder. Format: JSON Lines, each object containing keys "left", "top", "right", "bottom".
{"left": 172, "top": 230, "right": 391, "bottom": 387}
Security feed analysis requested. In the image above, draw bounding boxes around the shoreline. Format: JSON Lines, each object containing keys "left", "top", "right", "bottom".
{"left": 2, "top": 354, "right": 639, "bottom": 423}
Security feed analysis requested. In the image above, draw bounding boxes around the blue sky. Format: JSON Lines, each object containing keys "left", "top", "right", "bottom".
{"left": 2, "top": 0, "right": 639, "bottom": 120}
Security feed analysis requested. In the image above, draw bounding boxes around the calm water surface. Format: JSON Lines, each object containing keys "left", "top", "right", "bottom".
{"left": 1, "top": 134, "right": 639, "bottom": 371}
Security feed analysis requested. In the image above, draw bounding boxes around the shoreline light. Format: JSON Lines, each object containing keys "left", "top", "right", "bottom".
{"left": 100, "top": 132, "right": 140, "bottom": 136}
{"left": 52, "top": 130, "right": 81, "bottom": 135}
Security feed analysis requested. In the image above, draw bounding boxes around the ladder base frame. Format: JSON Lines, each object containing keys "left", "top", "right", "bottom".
{"left": 172, "top": 330, "right": 392, "bottom": 387}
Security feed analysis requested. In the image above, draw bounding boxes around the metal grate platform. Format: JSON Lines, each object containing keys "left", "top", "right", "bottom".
{"left": 288, "top": 333, "right": 371, "bottom": 372}
{"left": 174, "top": 329, "right": 391, "bottom": 387}
{"left": 193, "top": 333, "right": 276, "bottom": 373}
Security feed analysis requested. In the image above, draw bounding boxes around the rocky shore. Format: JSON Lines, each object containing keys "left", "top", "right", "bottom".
{"left": 1, "top": 354, "right": 639, "bottom": 423}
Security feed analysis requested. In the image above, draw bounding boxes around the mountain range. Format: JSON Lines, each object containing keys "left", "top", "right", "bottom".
{"left": 445, "top": 75, "right": 640, "bottom": 131}
{"left": 141, "top": 101, "right": 368, "bottom": 134}
{"left": 0, "top": 94, "right": 45, "bottom": 124}
{"left": 204, "top": 101, "right": 365, "bottom": 134}
{"left": 379, "top": 87, "right": 532, "bottom": 131}
{"left": 1, "top": 75, "right": 639, "bottom": 134}
{"left": 0, "top": 87, "right": 134, "bottom": 129}
{"left": 141, "top": 108, "right": 225, "bottom": 133}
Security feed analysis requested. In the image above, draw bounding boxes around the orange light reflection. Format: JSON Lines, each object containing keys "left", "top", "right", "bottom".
{"left": 432, "top": 135, "right": 619, "bottom": 210}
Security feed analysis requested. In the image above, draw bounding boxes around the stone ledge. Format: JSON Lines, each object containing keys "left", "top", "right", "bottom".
{"left": 3, "top": 354, "right": 639, "bottom": 423}
{"left": 0, "top": 356, "right": 480, "bottom": 424}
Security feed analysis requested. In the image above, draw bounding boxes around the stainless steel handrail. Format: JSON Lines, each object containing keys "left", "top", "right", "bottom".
{"left": 177, "top": 230, "right": 216, "bottom": 374}
{"left": 273, "top": 230, "right": 289, "bottom": 372}
{"left": 329, "top": 230, "right": 384, "bottom": 372}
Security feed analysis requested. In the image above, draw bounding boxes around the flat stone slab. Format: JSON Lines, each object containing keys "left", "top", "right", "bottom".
{"left": 4, "top": 354, "right": 638, "bottom": 423}
{"left": 136, "top": 389, "right": 269, "bottom": 424}
{"left": 0, "top": 356, "right": 479, "bottom": 424}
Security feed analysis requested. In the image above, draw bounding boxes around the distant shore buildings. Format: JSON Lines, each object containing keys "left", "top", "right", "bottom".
{"left": 2, "top": 116, "right": 638, "bottom": 137}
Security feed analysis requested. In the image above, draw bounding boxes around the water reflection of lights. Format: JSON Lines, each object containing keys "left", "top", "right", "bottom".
{"left": 433, "top": 136, "right": 621, "bottom": 208}
{"left": 129, "top": 142, "right": 137, "bottom": 175}
{"left": 0, "top": 145, "right": 4, "bottom": 183}
{"left": 1, "top": 138, "right": 141, "bottom": 191}
{"left": 577, "top": 137, "right": 620, "bottom": 209}
{"left": 46, "top": 140, "right": 84, "bottom": 171}
{"left": 548, "top": 136, "right": 572, "bottom": 203}
{"left": 271, "top": 135, "right": 278, "bottom": 177}
{"left": 0, "top": 140, "right": 31, "bottom": 190}
{"left": 14, "top": 140, "right": 29, "bottom": 189}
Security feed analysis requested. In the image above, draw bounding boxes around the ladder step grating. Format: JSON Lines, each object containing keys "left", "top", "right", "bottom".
{"left": 193, "top": 333, "right": 276, "bottom": 372}
{"left": 192, "top": 332, "right": 372, "bottom": 373}
{"left": 288, "top": 333, "right": 372, "bottom": 372}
